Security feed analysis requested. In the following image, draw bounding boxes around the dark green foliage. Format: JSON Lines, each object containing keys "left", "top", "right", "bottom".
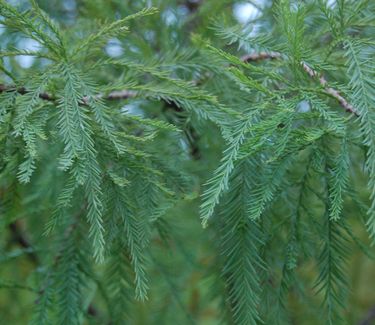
{"left": 0, "top": 0, "right": 375, "bottom": 324}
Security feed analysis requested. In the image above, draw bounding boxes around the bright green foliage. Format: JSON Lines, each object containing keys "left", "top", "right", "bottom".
{"left": 0, "top": 0, "right": 375, "bottom": 324}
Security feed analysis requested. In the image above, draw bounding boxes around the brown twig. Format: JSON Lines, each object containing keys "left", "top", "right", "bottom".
{"left": 241, "top": 51, "right": 281, "bottom": 62}
{"left": 240, "top": 51, "right": 358, "bottom": 116}
{"left": 301, "top": 61, "right": 358, "bottom": 116}
{"left": 0, "top": 84, "right": 137, "bottom": 104}
{"left": 100, "top": 89, "right": 137, "bottom": 101}
{"left": 82, "top": 90, "right": 138, "bottom": 105}
{"left": 0, "top": 84, "right": 55, "bottom": 101}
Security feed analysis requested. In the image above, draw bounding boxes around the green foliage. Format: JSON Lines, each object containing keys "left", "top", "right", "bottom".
{"left": 220, "top": 159, "right": 264, "bottom": 325}
{"left": 344, "top": 39, "right": 375, "bottom": 238}
{"left": 0, "top": 0, "right": 375, "bottom": 324}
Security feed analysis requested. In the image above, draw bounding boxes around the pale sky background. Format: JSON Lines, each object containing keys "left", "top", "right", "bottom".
{"left": 5, "top": 1, "right": 337, "bottom": 67}
{"left": 8, "top": 1, "right": 266, "bottom": 66}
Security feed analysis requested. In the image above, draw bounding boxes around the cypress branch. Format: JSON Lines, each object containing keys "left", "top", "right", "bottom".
{"left": 1, "top": 1, "right": 374, "bottom": 324}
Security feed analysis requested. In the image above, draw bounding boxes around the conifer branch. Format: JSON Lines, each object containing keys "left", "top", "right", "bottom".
{"left": 36, "top": 210, "right": 100, "bottom": 320}
{"left": 1, "top": 1, "right": 374, "bottom": 323}
{"left": 240, "top": 52, "right": 359, "bottom": 116}
{"left": 0, "top": 51, "right": 358, "bottom": 117}
{"left": 6, "top": 219, "right": 100, "bottom": 319}
{"left": 0, "top": 84, "right": 201, "bottom": 159}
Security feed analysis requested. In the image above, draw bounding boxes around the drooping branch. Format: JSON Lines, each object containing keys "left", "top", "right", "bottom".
{"left": 0, "top": 85, "right": 201, "bottom": 158}
{"left": 7, "top": 216, "right": 100, "bottom": 318}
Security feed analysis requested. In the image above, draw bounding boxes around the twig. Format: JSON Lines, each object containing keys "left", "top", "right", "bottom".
{"left": 8, "top": 220, "right": 40, "bottom": 265}
{"left": 241, "top": 51, "right": 281, "bottom": 62}
{"left": 240, "top": 51, "right": 358, "bottom": 116}
{"left": 0, "top": 84, "right": 137, "bottom": 104}
{"left": 99, "top": 89, "right": 137, "bottom": 101}
{"left": 0, "top": 84, "right": 55, "bottom": 101}
{"left": 301, "top": 61, "right": 358, "bottom": 116}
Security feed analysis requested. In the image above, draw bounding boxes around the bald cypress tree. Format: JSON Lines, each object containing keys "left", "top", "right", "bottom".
{"left": 1, "top": 1, "right": 375, "bottom": 324}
